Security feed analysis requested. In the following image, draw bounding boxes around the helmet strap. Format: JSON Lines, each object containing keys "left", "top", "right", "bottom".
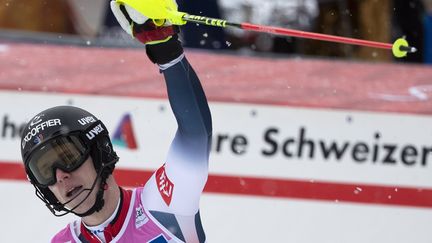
{"left": 35, "top": 136, "right": 119, "bottom": 217}
{"left": 73, "top": 137, "right": 118, "bottom": 217}
{"left": 73, "top": 166, "right": 111, "bottom": 217}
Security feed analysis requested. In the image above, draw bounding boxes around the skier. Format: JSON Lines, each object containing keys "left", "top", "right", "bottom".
{"left": 20, "top": 1, "right": 212, "bottom": 242}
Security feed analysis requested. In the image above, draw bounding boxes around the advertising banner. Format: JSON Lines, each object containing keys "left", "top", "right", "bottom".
{"left": 1, "top": 90, "right": 432, "bottom": 242}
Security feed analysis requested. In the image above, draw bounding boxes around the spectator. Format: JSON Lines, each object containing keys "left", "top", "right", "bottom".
{"left": 218, "top": 0, "right": 319, "bottom": 53}
{"left": 422, "top": 0, "right": 432, "bottom": 63}
{"left": 177, "top": 0, "right": 227, "bottom": 50}
{"left": 393, "top": 0, "right": 425, "bottom": 63}
{"left": 0, "top": 0, "right": 75, "bottom": 34}
{"left": 307, "top": 0, "right": 392, "bottom": 61}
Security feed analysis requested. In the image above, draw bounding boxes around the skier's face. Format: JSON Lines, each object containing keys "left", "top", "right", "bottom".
{"left": 48, "top": 157, "right": 99, "bottom": 214}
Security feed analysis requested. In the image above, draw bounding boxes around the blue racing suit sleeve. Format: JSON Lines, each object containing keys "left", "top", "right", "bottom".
{"left": 164, "top": 56, "right": 212, "bottom": 149}
{"left": 141, "top": 55, "right": 212, "bottom": 216}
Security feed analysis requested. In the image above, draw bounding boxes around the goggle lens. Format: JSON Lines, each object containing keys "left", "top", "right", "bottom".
{"left": 27, "top": 136, "right": 88, "bottom": 187}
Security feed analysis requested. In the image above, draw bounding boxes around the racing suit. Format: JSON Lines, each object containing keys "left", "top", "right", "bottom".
{"left": 51, "top": 54, "right": 212, "bottom": 243}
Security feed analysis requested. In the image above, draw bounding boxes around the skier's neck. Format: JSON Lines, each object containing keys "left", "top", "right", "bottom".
{"left": 81, "top": 178, "right": 120, "bottom": 227}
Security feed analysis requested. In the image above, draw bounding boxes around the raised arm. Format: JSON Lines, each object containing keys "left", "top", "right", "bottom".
{"left": 157, "top": 53, "right": 213, "bottom": 213}
{"left": 163, "top": 55, "right": 212, "bottom": 158}
{"left": 110, "top": 1, "right": 212, "bottom": 215}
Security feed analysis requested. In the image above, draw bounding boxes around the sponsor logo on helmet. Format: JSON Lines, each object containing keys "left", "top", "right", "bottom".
{"left": 29, "top": 114, "right": 44, "bottom": 129}
{"left": 78, "top": 116, "right": 96, "bottom": 126}
{"left": 22, "top": 119, "right": 62, "bottom": 149}
{"left": 86, "top": 124, "right": 104, "bottom": 140}
{"left": 33, "top": 134, "right": 44, "bottom": 145}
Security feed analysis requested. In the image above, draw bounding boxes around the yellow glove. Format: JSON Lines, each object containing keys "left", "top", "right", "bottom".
{"left": 114, "top": 0, "right": 186, "bottom": 25}
{"left": 110, "top": 0, "right": 182, "bottom": 45}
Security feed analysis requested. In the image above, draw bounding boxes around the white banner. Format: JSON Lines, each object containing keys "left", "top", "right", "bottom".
{"left": 2, "top": 90, "right": 432, "bottom": 188}
{"left": 2, "top": 90, "right": 432, "bottom": 243}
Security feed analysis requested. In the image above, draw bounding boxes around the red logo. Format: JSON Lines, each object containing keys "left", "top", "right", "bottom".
{"left": 156, "top": 165, "right": 174, "bottom": 206}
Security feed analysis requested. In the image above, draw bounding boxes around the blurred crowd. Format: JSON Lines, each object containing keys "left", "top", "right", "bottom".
{"left": 0, "top": 0, "right": 431, "bottom": 63}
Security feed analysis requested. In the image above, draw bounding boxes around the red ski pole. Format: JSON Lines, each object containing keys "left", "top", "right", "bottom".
{"left": 182, "top": 14, "right": 416, "bottom": 58}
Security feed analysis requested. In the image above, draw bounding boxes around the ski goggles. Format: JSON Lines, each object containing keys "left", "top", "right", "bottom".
{"left": 26, "top": 135, "right": 90, "bottom": 187}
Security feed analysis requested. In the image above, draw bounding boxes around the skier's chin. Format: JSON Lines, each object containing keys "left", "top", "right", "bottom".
{"left": 65, "top": 188, "right": 97, "bottom": 214}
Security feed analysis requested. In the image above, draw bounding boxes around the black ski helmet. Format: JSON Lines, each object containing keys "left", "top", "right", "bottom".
{"left": 20, "top": 105, "right": 119, "bottom": 216}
